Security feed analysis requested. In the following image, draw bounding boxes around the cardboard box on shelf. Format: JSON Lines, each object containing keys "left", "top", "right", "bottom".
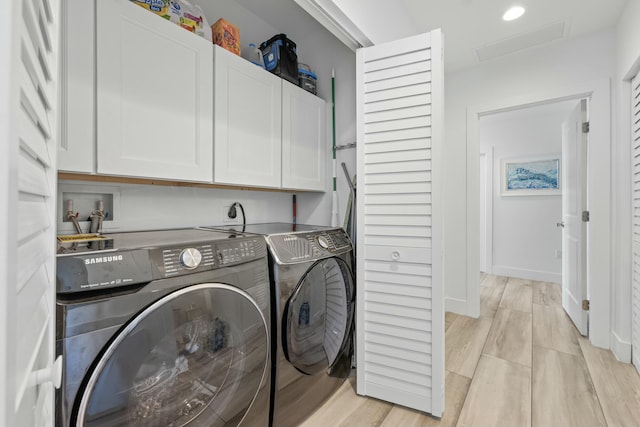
{"left": 212, "top": 18, "right": 240, "bottom": 55}
{"left": 130, "top": 0, "right": 212, "bottom": 41}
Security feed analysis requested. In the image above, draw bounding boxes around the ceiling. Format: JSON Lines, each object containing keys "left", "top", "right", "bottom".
{"left": 326, "top": 0, "right": 628, "bottom": 72}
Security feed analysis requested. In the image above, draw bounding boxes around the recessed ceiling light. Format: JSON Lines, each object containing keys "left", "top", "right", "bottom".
{"left": 503, "top": 6, "right": 525, "bottom": 21}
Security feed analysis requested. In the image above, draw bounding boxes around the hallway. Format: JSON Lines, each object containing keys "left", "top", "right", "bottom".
{"left": 299, "top": 275, "right": 640, "bottom": 427}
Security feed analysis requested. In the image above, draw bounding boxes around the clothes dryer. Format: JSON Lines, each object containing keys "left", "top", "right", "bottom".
{"left": 56, "top": 228, "right": 271, "bottom": 427}
{"left": 201, "top": 223, "right": 355, "bottom": 427}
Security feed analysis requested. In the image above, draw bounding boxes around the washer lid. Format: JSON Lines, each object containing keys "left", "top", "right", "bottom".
{"left": 75, "top": 283, "right": 269, "bottom": 427}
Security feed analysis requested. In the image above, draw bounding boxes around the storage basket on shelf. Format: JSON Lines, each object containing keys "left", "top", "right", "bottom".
{"left": 260, "top": 34, "right": 299, "bottom": 85}
{"left": 298, "top": 63, "right": 317, "bottom": 95}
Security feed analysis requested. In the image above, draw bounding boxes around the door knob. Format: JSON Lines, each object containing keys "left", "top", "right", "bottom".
{"left": 556, "top": 221, "right": 565, "bottom": 228}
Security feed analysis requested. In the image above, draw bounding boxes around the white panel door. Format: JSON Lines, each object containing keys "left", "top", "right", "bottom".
{"left": 214, "top": 45, "right": 282, "bottom": 188}
{"left": 632, "top": 71, "right": 640, "bottom": 374}
{"left": 58, "top": 0, "right": 95, "bottom": 173}
{"left": 96, "top": 0, "right": 213, "bottom": 182}
{"left": 356, "top": 30, "right": 444, "bottom": 416}
{"left": 561, "top": 99, "right": 588, "bottom": 336}
{"left": 282, "top": 80, "right": 327, "bottom": 191}
{"left": 1, "top": 0, "right": 61, "bottom": 425}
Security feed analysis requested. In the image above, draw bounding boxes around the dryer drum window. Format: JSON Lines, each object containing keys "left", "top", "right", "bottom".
{"left": 283, "top": 257, "right": 354, "bottom": 375}
{"left": 75, "top": 283, "right": 269, "bottom": 427}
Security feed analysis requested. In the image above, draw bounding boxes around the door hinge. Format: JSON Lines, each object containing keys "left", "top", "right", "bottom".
{"left": 582, "top": 121, "right": 590, "bottom": 133}
{"left": 582, "top": 211, "right": 590, "bottom": 222}
{"left": 582, "top": 299, "right": 590, "bottom": 311}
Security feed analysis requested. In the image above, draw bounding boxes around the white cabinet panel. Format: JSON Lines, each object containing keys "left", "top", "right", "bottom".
{"left": 58, "top": 0, "right": 95, "bottom": 173}
{"left": 96, "top": 0, "right": 213, "bottom": 182}
{"left": 214, "top": 46, "right": 282, "bottom": 188}
{"left": 282, "top": 80, "right": 327, "bottom": 191}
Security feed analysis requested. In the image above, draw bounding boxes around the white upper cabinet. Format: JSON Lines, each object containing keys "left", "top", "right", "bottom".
{"left": 58, "top": 0, "right": 95, "bottom": 173}
{"left": 282, "top": 80, "right": 327, "bottom": 191}
{"left": 95, "top": 0, "right": 213, "bottom": 182}
{"left": 213, "top": 46, "right": 282, "bottom": 188}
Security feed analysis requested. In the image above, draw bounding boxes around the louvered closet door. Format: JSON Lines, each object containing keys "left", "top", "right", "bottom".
{"left": 356, "top": 30, "right": 444, "bottom": 416}
{"left": 632, "top": 70, "right": 640, "bottom": 374}
{"left": 3, "top": 0, "right": 61, "bottom": 424}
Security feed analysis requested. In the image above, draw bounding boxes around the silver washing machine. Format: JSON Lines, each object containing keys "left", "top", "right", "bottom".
{"left": 56, "top": 228, "right": 271, "bottom": 427}
{"left": 201, "top": 223, "right": 355, "bottom": 427}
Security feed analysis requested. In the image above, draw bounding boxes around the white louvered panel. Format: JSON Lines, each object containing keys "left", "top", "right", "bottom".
{"left": 633, "top": 71, "right": 640, "bottom": 374}
{"left": 365, "top": 225, "right": 431, "bottom": 239}
{"left": 366, "top": 170, "right": 432, "bottom": 184}
{"left": 365, "top": 126, "right": 432, "bottom": 143}
{"left": 365, "top": 105, "right": 432, "bottom": 124}
{"left": 366, "top": 204, "right": 432, "bottom": 215}
{"left": 18, "top": 193, "right": 50, "bottom": 242}
{"left": 367, "top": 342, "right": 433, "bottom": 366}
{"left": 366, "top": 160, "right": 432, "bottom": 175}
{"left": 12, "top": 0, "right": 59, "bottom": 422}
{"left": 18, "top": 148, "right": 50, "bottom": 197}
{"left": 365, "top": 115, "right": 432, "bottom": 134}
{"left": 366, "top": 94, "right": 433, "bottom": 114}
{"left": 367, "top": 362, "right": 431, "bottom": 386}
{"left": 365, "top": 83, "right": 432, "bottom": 105}
{"left": 366, "top": 149, "right": 431, "bottom": 164}
{"left": 365, "top": 71, "right": 433, "bottom": 94}
{"left": 366, "top": 353, "right": 432, "bottom": 377}
{"left": 357, "top": 30, "right": 444, "bottom": 415}
{"left": 365, "top": 270, "right": 432, "bottom": 287}
{"left": 366, "top": 182, "right": 432, "bottom": 195}
{"left": 367, "top": 311, "right": 431, "bottom": 331}
{"left": 366, "top": 139, "right": 432, "bottom": 155}
{"left": 15, "top": 264, "right": 49, "bottom": 400}
{"left": 367, "top": 282, "right": 432, "bottom": 299}
{"left": 19, "top": 107, "right": 49, "bottom": 167}
{"left": 365, "top": 330, "right": 432, "bottom": 354}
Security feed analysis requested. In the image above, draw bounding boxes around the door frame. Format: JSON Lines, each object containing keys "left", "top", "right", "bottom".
{"left": 479, "top": 148, "right": 494, "bottom": 274}
{"left": 466, "top": 78, "right": 611, "bottom": 349}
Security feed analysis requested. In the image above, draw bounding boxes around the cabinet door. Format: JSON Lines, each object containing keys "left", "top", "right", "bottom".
{"left": 282, "top": 81, "right": 327, "bottom": 191}
{"left": 58, "top": 0, "right": 95, "bottom": 173}
{"left": 96, "top": 0, "right": 213, "bottom": 182}
{"left": 214, "top": 46, "right": 282, "bottom": 188}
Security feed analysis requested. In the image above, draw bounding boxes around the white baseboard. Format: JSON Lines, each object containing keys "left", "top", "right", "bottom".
{"left": 445, "top": 297, "right": 468, "bottom": 316}
{"left": 610, "top": 330, "right": 632, "bottom": 363}
{"left": 492, "top": 265, "right": 561, "bottom": 284}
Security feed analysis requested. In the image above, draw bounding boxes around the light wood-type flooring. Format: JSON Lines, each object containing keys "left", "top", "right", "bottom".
{"left": 298, "top": 274, "right": 640, "bottom": 427}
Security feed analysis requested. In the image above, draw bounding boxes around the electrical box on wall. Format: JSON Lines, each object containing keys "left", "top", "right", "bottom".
{"left": 57, "top": 183, "right": 121, "bottom": 235}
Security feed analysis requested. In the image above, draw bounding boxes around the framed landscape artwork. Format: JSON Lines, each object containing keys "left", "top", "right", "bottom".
{"left": 501, "top": 155, "right": 561, "bottom": 196}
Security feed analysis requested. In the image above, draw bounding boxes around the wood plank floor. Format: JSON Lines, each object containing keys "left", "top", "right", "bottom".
{"left": 297, "top": 274, "right": 640, "bottom": 427}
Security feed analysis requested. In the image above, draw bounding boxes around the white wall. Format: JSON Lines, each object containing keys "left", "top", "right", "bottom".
{"left": 444, "top": 29, "right": 616, "bottom": 315}
{"left": 57, "top": 0, "right": 357, "bottom": 233}
{"left": 480, "top": 104, "right": 572, "bottom": 283}
{"left": 611, "top": 0, "right": 640, "bottom": 362}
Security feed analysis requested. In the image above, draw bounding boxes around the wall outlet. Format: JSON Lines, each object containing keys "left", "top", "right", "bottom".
{"left": 555, "top": 249, "right": 562, "bottom": 259}
{"left": 222, "top": 205, "right": 240, "bottom": 224}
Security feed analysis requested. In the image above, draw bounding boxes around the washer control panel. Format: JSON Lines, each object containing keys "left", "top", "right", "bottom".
{"left": 267, "top": 228, "right": 352, "bottom": 264}
{"left": 151, "top": 237, "right": 266, "bottom": 278}
{"left": 159, "top": 243, "right": 215, "bottom": 277}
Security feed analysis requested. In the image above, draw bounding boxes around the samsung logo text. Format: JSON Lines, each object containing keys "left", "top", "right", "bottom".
{"left": 85, "top": 255, "right": 124, "bottom": 265}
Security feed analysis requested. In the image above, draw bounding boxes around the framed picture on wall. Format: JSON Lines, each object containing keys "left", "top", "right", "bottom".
{"left": 501, "top": 155, "right": 561, "bottom": 196}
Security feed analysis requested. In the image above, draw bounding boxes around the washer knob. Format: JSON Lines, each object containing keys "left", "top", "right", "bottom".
{"left": 317, "top": 235, "right": 330, "bottom": 249}
{"left": 180, "top": 248, "right": 202, "bottom": 269}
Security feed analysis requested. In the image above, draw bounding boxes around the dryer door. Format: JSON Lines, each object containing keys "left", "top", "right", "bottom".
{"left": 75, "top": 283, "right": 269, "bottom": 427}
{"left": 283, "top": 257, "right": 354, "bottom": 375}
